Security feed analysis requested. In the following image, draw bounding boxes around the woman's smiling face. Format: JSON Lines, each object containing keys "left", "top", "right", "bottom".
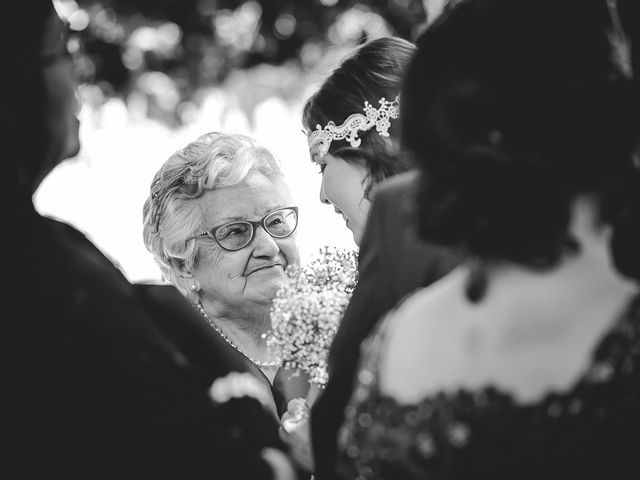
{"left": 192, "top": 171, "right": 299, "bottom": 313}
{"left": 312, "top": 150, "right": 370, "bottom": 246}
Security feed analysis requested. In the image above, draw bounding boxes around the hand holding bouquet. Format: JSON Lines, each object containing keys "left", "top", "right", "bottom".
{"left": 268, "top": 246, "right": 357, "bottom": 473}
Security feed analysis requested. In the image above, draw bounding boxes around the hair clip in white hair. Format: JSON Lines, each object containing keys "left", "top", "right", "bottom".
{"left": 308, "top": 95, "right": 400, "bottom": 157}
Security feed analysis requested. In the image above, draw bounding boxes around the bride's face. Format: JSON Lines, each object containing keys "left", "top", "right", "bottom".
{"left": 311, "top": 151, "right": 370, "bottom": 246}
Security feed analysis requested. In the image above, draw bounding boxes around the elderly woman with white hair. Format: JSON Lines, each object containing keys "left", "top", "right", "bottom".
{"left": 143, "top": 131, "right": 307, "bottom": 419}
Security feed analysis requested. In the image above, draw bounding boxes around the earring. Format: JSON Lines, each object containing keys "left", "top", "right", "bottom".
{"left": 190, "top": 284, "right": 198, "bottom": 292}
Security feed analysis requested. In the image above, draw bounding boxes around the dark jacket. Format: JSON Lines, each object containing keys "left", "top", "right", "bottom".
{"left": 11, "top": 198, "right": 283, "bottom": 480}
{"left": 310, "top": 171, "right": 462, "bottom": 480}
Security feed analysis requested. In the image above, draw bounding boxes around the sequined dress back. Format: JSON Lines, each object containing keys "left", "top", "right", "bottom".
{"left": 336, "top": 295, "right": 640, "bottom": 480}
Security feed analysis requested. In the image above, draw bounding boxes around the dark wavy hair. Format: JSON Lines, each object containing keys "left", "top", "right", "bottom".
{"left": 401, "top": 0, "right": 640, "bottom": 281}
{"left": 303, "top": 36, "right": 417, "bottom": 199}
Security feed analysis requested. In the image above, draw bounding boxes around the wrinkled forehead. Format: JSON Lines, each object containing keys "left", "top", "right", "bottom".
{"left": 198, "top": 171, "right": 293, "bottom": 223}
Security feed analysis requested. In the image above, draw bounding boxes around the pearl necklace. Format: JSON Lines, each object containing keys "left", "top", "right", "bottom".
{"left": 196, "top": 304, "right": 281, "bottom": 368}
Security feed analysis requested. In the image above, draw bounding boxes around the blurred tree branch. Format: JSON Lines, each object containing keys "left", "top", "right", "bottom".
{"left": 61, "top": 0, "right": 427, "bottom": 125}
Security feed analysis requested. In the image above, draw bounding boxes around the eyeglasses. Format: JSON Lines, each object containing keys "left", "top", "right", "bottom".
{"left": 194, "top": 207, "right": 299, "bottom": 252}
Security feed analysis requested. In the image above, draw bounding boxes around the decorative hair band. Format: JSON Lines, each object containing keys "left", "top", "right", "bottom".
{"left": 308, "top": 95, "right": 400, "bottom": 157}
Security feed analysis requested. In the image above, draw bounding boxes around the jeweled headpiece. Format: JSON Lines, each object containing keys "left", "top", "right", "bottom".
{"left": 308, "top": 95, "right": 400, "bottom": 157}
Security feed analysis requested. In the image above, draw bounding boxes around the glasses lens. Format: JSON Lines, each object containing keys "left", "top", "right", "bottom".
{"left": 264, "top": 208, "right": 298, "bottom": 238}
{"left": 215, "top": 222, "right": 253, "bottom": 250}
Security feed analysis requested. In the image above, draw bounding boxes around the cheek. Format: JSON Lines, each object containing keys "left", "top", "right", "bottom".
{"left": 207, "top": 247, "right": 227, "bottom": 272}
{"left": 278, "top": 237, "right": 300, "bottom": 265}
{"left": 330, "top": 180, "right": 366, "bottom": 218}
{"left": 321, "top": 169, "right": 346, "bottom": 206}
{"left": 199, "top": 246, "right": 247, "bottom": 286}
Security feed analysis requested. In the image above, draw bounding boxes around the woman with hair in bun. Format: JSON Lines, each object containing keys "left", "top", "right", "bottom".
{"left": 287, "top": 36, "right": 462, "bottom": 479}
{"left": 335, "top": 0, "right": 640, "bottom": 479}
{"left": 302, "top": 36, "right": 417, "bottom": 246}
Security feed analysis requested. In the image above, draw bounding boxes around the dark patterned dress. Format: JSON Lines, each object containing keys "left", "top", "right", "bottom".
{"left": 336, "top": 294, "right": 640, "bottom": 480}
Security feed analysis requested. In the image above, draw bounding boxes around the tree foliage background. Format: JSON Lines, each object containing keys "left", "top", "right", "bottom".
{"left": 59, "top": 0, "right": 428, "bottom": 127}
{"left": 40, "top": 1, "right": 430, "bottom": 283}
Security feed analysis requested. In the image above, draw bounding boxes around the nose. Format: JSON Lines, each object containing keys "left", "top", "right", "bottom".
{"left": 251, "top": 226, "right": 280, "bottom": 258}
{"left": 319, "top": 177, "right": 330, "bottom": 205}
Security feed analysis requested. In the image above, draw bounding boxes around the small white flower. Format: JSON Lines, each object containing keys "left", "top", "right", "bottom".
{"left": 267, "top": 246, "right": 358, "bottom": 387}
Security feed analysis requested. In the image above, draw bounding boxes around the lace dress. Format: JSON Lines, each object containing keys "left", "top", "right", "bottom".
{"left": 336, "top": 295, "right": 640, "bottom": 480}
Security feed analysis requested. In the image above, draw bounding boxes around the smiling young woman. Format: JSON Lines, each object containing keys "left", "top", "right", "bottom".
{"left": 302, "top": 36, "right": 416, "bottom": 246}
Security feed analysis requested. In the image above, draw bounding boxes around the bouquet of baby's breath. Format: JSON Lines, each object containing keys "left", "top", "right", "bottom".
{"left": 267, "top": 246, "right": 358, "bottom": 388}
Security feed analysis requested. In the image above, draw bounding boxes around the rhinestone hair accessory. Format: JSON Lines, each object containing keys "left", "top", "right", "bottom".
{"left": 308, "top": 95, "right": 400, "bottom": 157}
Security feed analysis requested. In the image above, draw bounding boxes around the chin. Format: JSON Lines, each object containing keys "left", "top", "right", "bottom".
{"left": 252, "top": 286, "right": 284, "bottom": 306}
{"left": 351, "top": 228, "right": 362, "bottom": 247}
{"left": 250, "top": 270, "right": 286, "bottom": 297}
{"left": 63, "top": 120, "right": 81, "bottom": 159}
{"left": 266, "top": 273, "right": 286, "bottom": 291}
{"left": 64, "top": 141, "right": 81, "bottom": 160}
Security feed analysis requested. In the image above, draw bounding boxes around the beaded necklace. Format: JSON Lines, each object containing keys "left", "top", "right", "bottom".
{"left": 197, "top": 304, "right": 281, "bottom": 368}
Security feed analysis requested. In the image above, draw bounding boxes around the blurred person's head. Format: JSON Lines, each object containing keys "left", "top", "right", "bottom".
{"left": 402, "top": 0, "right": 640, "bottom": 282}
{"left": 14, "top": 0, "right": 80, "bottom": 196}
{"left": 143, "top": 132, "right": 300, "bottom": 321}
{"left": 302, "top": 36, "right": 416, "bottom": 245}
